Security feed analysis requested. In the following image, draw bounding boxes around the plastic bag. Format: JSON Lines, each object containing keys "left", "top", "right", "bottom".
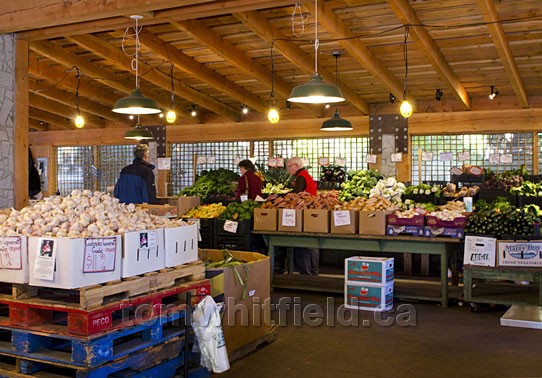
{"left": 191, "top": 295, "right": 230, "bottom": 373}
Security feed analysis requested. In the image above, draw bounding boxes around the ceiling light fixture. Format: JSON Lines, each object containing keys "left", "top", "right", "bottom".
{"left": 489, "top": 85, "right": 499, "bottom": 100}
{"left": 399, "top": 26, "right": 413, "bottom": 119}
{"left": 288, "top": 0, "right": 344, "bottom": 104}
{"left": 389, "top": 93, "right": 396, "bottom": 104}
{"left": 435, "top": 88, "right": 443, "bottom": 101}
{"left": 166, "top": 63, "right": 177, "bottom": 123}
{"left": 73, "top": 66, "right": 84, "bottom": 128}
{"left": 190, "top": 105, "right": 197, "bottom": 117}
{"left": 124, "top": 115, "right": 154, "bottom": 140}
{"left": 321, "top": 52, "right": 352, "bottom": 131}
{"left": 241, "top": 105, "right": 249, "bottom": 115}
{"left": 268, "top": 43, "right": 280, "bottom": 124}
{"left": 113, "top": 15, "right": 161, "bottom": 115}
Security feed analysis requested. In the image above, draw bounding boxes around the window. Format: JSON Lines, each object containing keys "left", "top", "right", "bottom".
{"left": 96, "top": 145, "right": 134, "bottom": 192}
{"left": 55, "top": 146, "right": 94, "bottom": 196}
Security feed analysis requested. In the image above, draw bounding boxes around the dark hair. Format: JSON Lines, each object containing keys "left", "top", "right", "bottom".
{"left": 238, "top": 159, "right": 255, "bottom": 172}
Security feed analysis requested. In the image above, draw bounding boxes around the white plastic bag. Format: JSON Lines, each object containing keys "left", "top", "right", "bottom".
{"left": 191, "top": 295, "right": 230, "bottom": 373}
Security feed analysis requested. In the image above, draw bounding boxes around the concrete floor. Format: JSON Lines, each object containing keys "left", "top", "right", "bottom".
{"left": 220, "top": 290, "right": 542, "bottom": 378}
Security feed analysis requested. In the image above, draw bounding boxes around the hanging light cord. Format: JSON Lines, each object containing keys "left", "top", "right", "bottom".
{"left": 170, "top": 62, "right": 175, "bottom": 106}
{"left": 314, "top": 0, "right": 319, "bottom": 73}
{"left": 291, "top": 2, "right": 309, "bottom": 38}
{"left": 75, "top": 66, "right": 81, "bottom": 114}
{"left": 121, "top": 16, "right": 143, "bottom": 89}
{"left": 403, "top": 25, "right": 409, "bottom": 100}
{"left": 270, "top": 42, "right": 276, "bottom": 105}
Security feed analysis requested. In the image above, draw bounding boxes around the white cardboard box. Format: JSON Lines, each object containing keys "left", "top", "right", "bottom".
{"left": 122, "top": 229, "right": 165, "bottom": 277}
{"left": 463, "top": 235, "right": 497, "bottom": 267}
{"left": 344, "top": 281, "right": 394, "bottom": 312}
{"left": 345, "top": 256, "right": 394, "bottom": 284}
{"left": 497, "top": 240, "right": 542, "bottom": 267}
{"left": 164, "top": 224, "right": 198, "bottom": 267}
{"left": 29, "top": 236, "right": 121, "bottom": 289}
{"left": 0, "top": 236, "right": 28, "bottom": 284}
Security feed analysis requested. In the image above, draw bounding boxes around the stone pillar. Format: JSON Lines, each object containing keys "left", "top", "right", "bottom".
{"left": 0, "top": 34, "right": 14, "bottom": 208}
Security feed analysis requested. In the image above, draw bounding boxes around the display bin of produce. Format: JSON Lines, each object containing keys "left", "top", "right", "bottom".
{"left": 517, "top": 196, "right": 542, "bottom": 207}
{"left": 478, "top": 188, "right": 517, "bottom": 205}
{"left": 450, "top": 173, "right": 485, "bottom": 186}
{"left": 386, "top": 225, "right": 425, "bottom": 236}
{"left": 424, "top": 227, "right": 465, "bottom": 239}
{"left": 524, "top": 175, "right": 542, "bottom": 183}
{"left": 423, "top": 180, "right": 448, "bottom": 187}
{"left": 318, "top": 181, "right": 342, "bottom": 190}
{"left": 387, "top": 213, "right": 425, "bottom": 226}
{"left": 437, "top": 195, "right": 478, "bottom": 205}
{"left": 204, "top": 193, "right": 237, "bottom": 205}
{"left": 426, "top": 215, "right": 467, "bottom": 228}
{"left": 403, "top": 194, "right": 439, "bottom": 205}
{"left": 216, "top": 219, "right": 253, "bottom": 235}
{"left": 0, "top": 235, "right": 28, "bottom": 284}
{"left": 195, "top": 218, "right": 217, "bottom": 249}
{"left": 215, "top": 233, "right": 263, "bottom": 252}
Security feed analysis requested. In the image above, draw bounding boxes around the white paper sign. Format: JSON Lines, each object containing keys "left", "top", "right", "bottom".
{"left": 464, "top": 236, "right": 497, "bottom": 267}
{"left": 489, "top": 153, "right": 500, "bottom": 164}
{"left": 366, "top": 154, "right": 377, "bottom": 164}
{"left": 206, "top": 156, "right": 216, "bottom": 164}
{"left": 268, "top": 158, "right": 278, "bottom": 168}
{"left": 83, "top": 237, "right": 117, "bottom": 273}
{"left": 281, "top": 209, "right": 296, "bottom": 227}
{"left": 276, "top": 158, "right": 285, "bottom": 167}
{"left": 318, "top": 157, "right": 330, "bottom": 166}
{"left": 223, "top": 220, "right": 239, "bottom": 234}
{"left": 335, "top": 158, "right": 346, "bottom": 167}
{"left": 33, "top": 238, "right": 57, "bottom": 281}
{"left": 240, "top": 194, "right": 248, "bottom": 202}
{"left": 157, "top": 158, "right": 171, "bottom": 170}
{"left": 421, "top": 152, "right": 433, "bottom": 161}
{"left": 301, "top": 158, "right": 310, "bottom": 167}
{"left": 0, "top": 236, "right": 22, "bottom": 270}
{"left": 440, "top": 152, "right": 453, "bottom": 161}
{"left": 458, "top": 151, "right": 471, "bottom": 161}
{"left": 234, "top": 157, "right": 241, "bottom": 165}
{"left": 391, "top": 153, "right": 403, "bottom": 162}
{"left": 196, "top": 156, "right": 207, "bottom": 164}
{"left": 333, "top": 211, "right": 351, "bottom": 226}
{"left": 138, "top": 230, "right": 157, "bottom": 250}
{"left": 500, "top": 154, "right": 513, "bottom": 164}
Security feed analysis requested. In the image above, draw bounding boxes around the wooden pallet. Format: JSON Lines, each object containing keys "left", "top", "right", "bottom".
{"left": 228, "top": 325, "right": 278, "bottom": 363}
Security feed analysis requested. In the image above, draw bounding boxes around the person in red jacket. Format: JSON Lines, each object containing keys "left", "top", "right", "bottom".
{"left": 235, "top": 159, "right": 262, "bottom": 201}
{"left": 287, "top": 157, "right": 319, "bottom": 275}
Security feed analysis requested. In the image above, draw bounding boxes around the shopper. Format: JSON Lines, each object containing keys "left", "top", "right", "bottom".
{"left": 29, "top": 149, "right": 42, "bottom": 199}
{"left": 286, "top": 157, "right": 319, "bottom": 275}
{"left": 114, "top": 144, "right": 157, "bottom": 204}
{"left": 235, "top": 159, "right": 262, "bottom": 201}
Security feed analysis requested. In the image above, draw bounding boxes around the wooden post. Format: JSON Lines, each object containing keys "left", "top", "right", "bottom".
{"left": 533, "top": 132, "right": 539, "bottom": 175}
{"left": 14, "top": 39, "right": 29, "bottom": 209}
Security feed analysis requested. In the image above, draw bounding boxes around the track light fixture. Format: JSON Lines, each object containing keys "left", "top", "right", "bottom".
{"left": 389, "top": 93, "right": 396, "bottom": 104}
{"left": 489, "top": 85, "right": 499, "bottom": 100}
{"left": 435, "top": 89, "right": 443, "bottom": 101}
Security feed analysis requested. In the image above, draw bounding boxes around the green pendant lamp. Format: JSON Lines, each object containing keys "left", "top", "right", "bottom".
{"left": 321, "top": 52, "right": 352, "bottom": 131}
{"left": 288, "top": 0, "right": 344, "bottom": 105}
{"left": 124, "top": 123, "right": 154, "bottom": 141}
{"left": 113, "top": 16, "right": 161, "bottom": 115}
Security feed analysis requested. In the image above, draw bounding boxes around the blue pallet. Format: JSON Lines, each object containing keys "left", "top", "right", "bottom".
{"left": 0, "top": 309, "right": 187, "bottom": 368}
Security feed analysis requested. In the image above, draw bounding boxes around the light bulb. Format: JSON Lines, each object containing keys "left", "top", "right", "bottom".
{"left": 75, "top": 114, "right": 85, "bottom": 128}
{"left": 191, "top": 109, "right": 197, "bottom": 117}
{"left": 242, "top": 106, "right": 249, "bottom": 115}
{"left": 159, "top": 113, "right": 164, "bottom": 118}
{"left": 166, "top": 110, "right": 177, "bottom": 123}
{"left": 400, "top": 100, "right": 413, "bottom": 118}
{"left": 268, "top": 108, "right": 279, "bottom": 124}
{"left": 129, "top": 115, "right": 135, "bottom": 120}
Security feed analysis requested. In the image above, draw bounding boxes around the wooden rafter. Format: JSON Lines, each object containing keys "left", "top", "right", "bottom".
{"left": 28, "top": 118, "right": 48, "bottom": 131}
{"left": 29, "top": 108, "right": 73, "bottom": 130}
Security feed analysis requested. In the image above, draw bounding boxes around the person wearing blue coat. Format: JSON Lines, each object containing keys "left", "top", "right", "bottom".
{"left": 114, "top": 144, "right": 157, "bottom": 204}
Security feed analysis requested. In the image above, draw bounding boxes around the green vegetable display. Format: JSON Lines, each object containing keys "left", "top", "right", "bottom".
{"left": 510, "top": 181, "right": 542, "bottom": 197}
{"left": 339, "top": 169, "right": 382, "bottom": 202}
{"left": 218, "top": 200, "right": 261, "bottom": 221}
{"left": 178, "top": 168, "right": 239, "bottom": 200}
{"left": 403, "top": 184, "right": 441, "bottom": 198}
{"left": 256, "top": 164, "right": 293, "bottom": 186}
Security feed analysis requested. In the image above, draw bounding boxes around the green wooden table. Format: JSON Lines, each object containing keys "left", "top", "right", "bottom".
{"left": 253, "top": 231, "right": 462, "bottom": 308}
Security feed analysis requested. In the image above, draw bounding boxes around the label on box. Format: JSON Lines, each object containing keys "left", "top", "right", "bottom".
{"left": 34, "top": 238, "right": 57, "bottom": 281}
{"left": 223, "top": 220, "right": 238, "bottom": 233}
{"left": 421, "top": 152, "right": 433, "bottom": 161}
{"left": 391, "top": 153, "right": 402, "bottom": 162}
{"left": 489, "top": 153, "right": 500, "bottom": 165}
{"left": 138, "top": 230, "right": 157, "bottom": 249}
{"left": 458, "top": 151, "right": 470, "bottom": 161}
{"left": 334, "top": 211, "right": 351, "bottom": 226}
{"left": 83, "top": 237, "right": 117, "bottom": 273}
{"left": 282, "top": 209, "right": 296, "bottom": 227}
{"left": 500, "top": 154, "right": 513, "bottom": 164}
{"left": 440, "top": 152, "right": 453, "bottom": 161}
{"left": 498, "top": 241, "right": 542, "bottom": 266}
{"left": 0, "top": 236, "right": 22, "bottom": 270}
{"left": 366, "top": 154, "right": 377, "bottom": 164}
{"left": 464, "top": 236, "right": 496, "bottom": 266}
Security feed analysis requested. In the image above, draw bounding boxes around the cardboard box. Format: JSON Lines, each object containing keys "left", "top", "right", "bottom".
{"left": 387, "top": 213, "right": 425, "bottom": 226}
{"left": 122, "top": 229, "right": 165, "bottom": 277}
{"left": 386, "top": 225, "right": 424, "bottom": 236}
{"left": 199, "top": 249, "right": 273, "bottom": 355}
{"left": 331, "top": 210, "right": 358, "bottom": 234}
{"left": 164, "top": 224, "right": 199, "bottom": 267}
{"left": 277, "top": 209, "right": 303, "bottom": 232}
{"left": 303, "top": 210, "right": 330, "bottom": 233}
{"left": 157, "top": 196, "right": 200, "bottom": 218}
{"left": 359, "top": 210, "right": 394, "bottom": 235}
{"left": 253, "top": 209, "right": 277, "bottom": 231}
{"left": 0, "top": 236, "right": 28, "bottom": 283}
{"left": 345, "top": 281, "right": 394, "bottom": 312}
{"left": 28, "top": 236, "right": 121, "bottom": 289}
{"left": 426, "top": 215, "right": 467, "bottom": 228}
{"left": 424, "top": 227, "right": 464, "bottom": 239}
{"left": 463, "top": 235, "right": 497, "bottom": 267}
{"left": 137, "top": 203, "right": 177, "bottom": 218}
{"left": 345, "top": 257, "right": 394, "bottom": 284}
{"left": 497, "top": 240, "right": 542, "bottom": 267}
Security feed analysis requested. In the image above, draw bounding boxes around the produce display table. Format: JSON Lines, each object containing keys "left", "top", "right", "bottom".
{"left": 463, "top": 265, "right": 542, "bottom": 306}
{"left": 253, "top": 231, "right": 462, "bottom": 308}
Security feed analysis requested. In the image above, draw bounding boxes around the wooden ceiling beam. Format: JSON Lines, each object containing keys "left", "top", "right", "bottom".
{"left": 476, "top": 0, "right": 529, "bottom": 108}
{"left": 137, "top": 28, "right": 268, "bottom": 114}
{"left": 28, "top": 118, "right": 48, "bottom": 132}
{"left": 303, "top": 1, "right": 408, "bottom": 103}
{"left": 235, "top": 11, "right": 370, "bottom": 115}
{"left": 387, "top": 0, "right": 471, "bottom": 110}
{"left": 29, "top": 108, "right": 78, "bottom": 130}
{"left": 30, "top": 93, "right": 106, "bottom": 129}
{"left": 68, "top": 34, "right": 239, "bottom": 121}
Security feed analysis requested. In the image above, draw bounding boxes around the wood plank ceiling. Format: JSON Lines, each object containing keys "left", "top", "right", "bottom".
{"left": 3, "top": 0, "right": 542, "bottom": 131}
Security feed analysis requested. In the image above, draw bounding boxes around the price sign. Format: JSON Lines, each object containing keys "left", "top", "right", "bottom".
{"left": 489, "top": 154, "right": 500, "bottom": 164}
{"left": 366, "top": 154, "right": 377, "bottom": 164}
{"left": 333, "top": 211, "right": 351, "bottom": 226}
{"left": 318, "top": 157, "right": 330, "bottom": 166}
{"left": 335, "top": 158, "right": 346, "bottom": 167}
{"left": 157, "top": 158, "right": 171, "bottom": 170}
{"left": 301, "top": 158, "right": 310, "bottom": 167}
{"left": 267, "top": 158, "right": 278, "bottom": 168}
{"left": 83, "top": 237, "right": 117, "bottom": 273}
{"left": 196, "top": 156, "right": 207, "bottom": 164}
{"left": 421, "top": 152, "right": 433, "bottom": 161}
{"left": 0, "top": 236, "right": 22, "bottom": 270}
{"left": 391, "top": 153, "right": 403, "bottom": 162}
{"left": 234, "top": 157, "right": 241, "bottom": 165}
{"left": 500, "top": 154, "right": 513, "bottom": 164}
{"left": 33, "top": 238, "right": 57, "bottom": 281}
{"left": 281, "top": 209, "right": 296, "bottom": 227}
{"left": 223, "top": 220, "right": 239, "bottom": 233}
{"left": 276, "top": 158, "right": 285, "bottom": 167}
{"left": 440, "top": 152, "right": 453, "bottom": 161}
{"left": 206, "top": 156, "right": 216, "bottom": 164}
{"left": 457, "top": 151, "right": 470, "bottom": 161}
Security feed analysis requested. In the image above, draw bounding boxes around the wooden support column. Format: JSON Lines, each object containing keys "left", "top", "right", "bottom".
{"left": 14, "top": 39, "right": 29, "bottom": 209}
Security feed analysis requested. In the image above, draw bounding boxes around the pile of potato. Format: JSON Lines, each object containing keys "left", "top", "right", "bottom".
{"left": 261, "top": 192, "right": 341, "bottom": 210}
{"left": 336, "top": 196, "right": 395, "bottom": 211}
{"left": 441, "top": 183, "right": 479, "bottom": 198}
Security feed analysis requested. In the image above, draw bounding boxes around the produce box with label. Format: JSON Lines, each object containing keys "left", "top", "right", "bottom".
{"left": 345, "top": 257, "right": 394, "bottom": 284}
{"left": 345, "top": 281, "right": 394, "bottom": 311}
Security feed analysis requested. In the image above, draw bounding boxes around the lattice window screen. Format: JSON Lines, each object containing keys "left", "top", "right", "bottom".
{"left": 55, "top": 146, "right": 94, "bottom": 196}
{"left": 97, "top": 145, "right": 134, "bottom": 192}
{"left": 411, "top": 133, "right": 534, "bottom": 184}
{"left": 252, "top": 141, "right": 270, "bottom": 167}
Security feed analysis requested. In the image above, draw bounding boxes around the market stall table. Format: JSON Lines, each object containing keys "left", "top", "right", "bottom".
{"left": 253, "top": 231, "right": 462, "bottom": 308}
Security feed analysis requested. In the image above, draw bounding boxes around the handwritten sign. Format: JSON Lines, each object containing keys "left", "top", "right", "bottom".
{"left": 33, "top": 238, "right": 57, "bottom": 281}
{"left": 440, "top": 152, "right": 453, "bottom": 161}
{"left": 83, "top": 237, "right": 117, "bottom": 273}
{"left": 206, "top": 156, "right": 216, "bottom": 164}
{"left": 276, "top": 158, "right": 285, "bottom": 167}
{"left": 157, "top": 158, "right": 171, "bottom": 170}
{"left": 223, "top": 220, "right": 239, "bottom": 233}
{"left": 457, "top": 151, "right": 470, "bottom": 161}
{"left": 391, "top": 153, "right": 403, "bottom": 163}
{"left": 366, "top": 154, "right": 377, "bottom": 164}
{"left": 196, "top": 156, "right": 207, "bottom": 164}
{"left": 281, "top": 209, "right": 296, "bottom": 227}
{"left": 267, "top": 158, "right": 278, "bottom": 168}
{"left": 489, "top": 154, "right": 500, "bottom": 165}
{"left": 421, "top": 152, "right": 433, "bottom": 161}
{"left": 333, "top": 211, "right": 351, "bottom": 226}
{"left": 301, "top": 158, "right": 310, "bottom": 167}
{"left": 500, "top": 154, "right": 513, "bottom": 164}
{"left": 0, "top": 236, "right": 22, "bottom": 270}
{"left": 318, "top": 157, "right": 330, "bottom": 166}
{"left": 335, "top": 158, "right": 346, "bottom": 167}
